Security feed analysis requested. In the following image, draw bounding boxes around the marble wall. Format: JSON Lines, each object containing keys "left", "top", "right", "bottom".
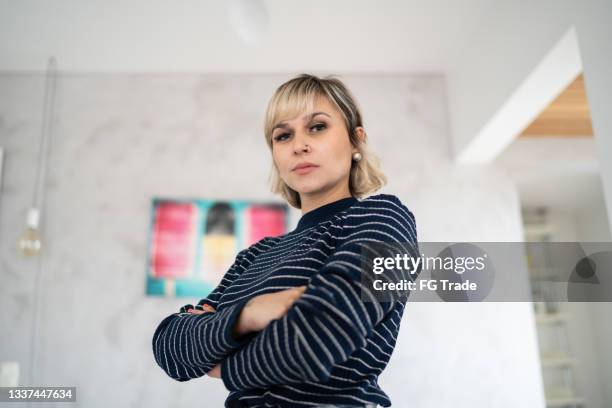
{"left": 0, "top": 73, "right": 544, "bottom": 407}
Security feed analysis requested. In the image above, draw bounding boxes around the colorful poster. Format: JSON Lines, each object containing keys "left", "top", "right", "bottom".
{"left": 146, "top": 198, "right": 289, "bottom": 298}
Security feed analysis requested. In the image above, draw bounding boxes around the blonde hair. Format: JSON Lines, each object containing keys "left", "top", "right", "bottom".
{"left": 264, "top": 73, "right": 387, "bottom": 209}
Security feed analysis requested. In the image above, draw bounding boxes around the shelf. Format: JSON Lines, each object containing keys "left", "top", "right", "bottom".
{"left": 542, "top": 355, "right": 575, "bottom": 368}
{"left": 541, "top": 350, "right": 569, "bottom": 360}
{"left": 535, "top": 313, "right": 569, "bottom": 324}
{"left": 546, "top": 396, "right": 585, "bottom": 407}
{"left": 545, "top": 386, "right": 584, "bottom": 407}
{"left": 529, "top": 267, "right": 568, "bottom": 279}
{"left": 524, "top": 224, "right": 557, "bottom": 236}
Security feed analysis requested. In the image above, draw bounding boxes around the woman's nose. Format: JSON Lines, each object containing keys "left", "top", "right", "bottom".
{"left": 294, "top": 144, "right": 309, "bottom": 154}
{"left": 292, "top": 133, "right": 310, "bottom": 154}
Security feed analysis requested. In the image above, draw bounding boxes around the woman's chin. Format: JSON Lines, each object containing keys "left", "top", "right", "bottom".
{"left": 291, "top": 183, "right": 325, "bottom": 195}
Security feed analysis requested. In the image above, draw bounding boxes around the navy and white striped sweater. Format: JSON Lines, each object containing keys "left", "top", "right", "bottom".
{"left": 152, "top": 193, "right": 419, "bottom": 407}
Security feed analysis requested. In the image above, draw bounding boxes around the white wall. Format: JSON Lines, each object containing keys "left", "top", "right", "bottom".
{"left": 0, "top": 73, "right": 544, "bottom": 407}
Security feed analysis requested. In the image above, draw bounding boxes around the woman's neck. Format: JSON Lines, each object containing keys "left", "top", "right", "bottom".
{"left": 300, "top": 185, "right": 352, "bottom": 215}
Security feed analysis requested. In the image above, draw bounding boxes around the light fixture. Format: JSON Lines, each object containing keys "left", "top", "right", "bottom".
{"left": 227, "top": 0, "right": 269, "bottom": 47}
{"left": 17, "top": 57, "right": 57, "bottom": 257}
{"left": 17, "top": 208, "right": 42, "bottom": 256}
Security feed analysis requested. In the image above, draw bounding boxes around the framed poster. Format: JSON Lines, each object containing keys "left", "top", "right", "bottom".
{"left": 146, "top": 198, "right": 290, "bottom": 298}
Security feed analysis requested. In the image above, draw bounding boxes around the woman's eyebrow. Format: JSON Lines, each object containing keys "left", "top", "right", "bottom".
{"left": 272, "top": 112, "right": 331, "bottom": 131}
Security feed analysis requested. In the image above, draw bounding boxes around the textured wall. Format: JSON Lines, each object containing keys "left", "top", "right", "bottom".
{"left": 0, "top": 73, "right": 544, "bottom": 407}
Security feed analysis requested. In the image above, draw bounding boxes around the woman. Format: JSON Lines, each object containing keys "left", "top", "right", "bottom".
{"left": 152, "top": 74, "right": 419, "bottom": 407}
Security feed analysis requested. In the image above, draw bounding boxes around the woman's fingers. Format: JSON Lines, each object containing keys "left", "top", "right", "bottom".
{"left": 292, "top": 286, "right": 307, "bottom": 297}
{"left": 287, "top": 286, "right": 306, "bottom": 294}
{"left": 208, "top": 364, "right": 221, "bottom": 379}
{"left": 284, "top": 286, "right": 307, "bottom": 305}
{"left": 187, "top": 303, "right": 216, "bottom": 314}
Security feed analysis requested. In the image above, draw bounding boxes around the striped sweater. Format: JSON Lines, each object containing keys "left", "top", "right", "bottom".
{"left": 152, "top": 193, "right": 419, "bottom": 407}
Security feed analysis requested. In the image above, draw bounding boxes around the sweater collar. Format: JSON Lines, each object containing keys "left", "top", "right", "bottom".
{"left": 293, "top": 196, "right": 359, "bottom": 233}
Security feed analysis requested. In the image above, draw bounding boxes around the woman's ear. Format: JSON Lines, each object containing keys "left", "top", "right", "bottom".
{"left": 354, "top": 126, "right": 366, "bottom": 145}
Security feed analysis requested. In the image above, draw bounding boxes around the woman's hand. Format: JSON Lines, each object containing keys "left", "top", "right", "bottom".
{"left": 207, "top": 364, "right": 221, "bottom": 378}
{"left": 234, "top": 286, "right": 307, "bottom": 338}
{"left": 186, "top": 304, "right": 216, "bottom": 314}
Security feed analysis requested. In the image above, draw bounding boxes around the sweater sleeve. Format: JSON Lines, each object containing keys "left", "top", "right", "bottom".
{"left": 220, "top": 195, "right": 420, "bottom": 391}
{"left": 152, "top": 238, "right": 271, "bottom": 382}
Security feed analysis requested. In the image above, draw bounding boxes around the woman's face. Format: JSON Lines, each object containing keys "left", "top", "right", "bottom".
{"left": 271, "top": 96, "right": 357, "bottom": 198}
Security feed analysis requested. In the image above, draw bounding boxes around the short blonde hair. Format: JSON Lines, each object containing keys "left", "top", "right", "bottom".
{"left": 264, "top": 73, "right": 387, "bottom": 209}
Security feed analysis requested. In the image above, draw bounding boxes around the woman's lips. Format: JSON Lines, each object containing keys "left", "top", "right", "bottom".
{"left": 293, "top": 165, "right": 319, "bottom": 175}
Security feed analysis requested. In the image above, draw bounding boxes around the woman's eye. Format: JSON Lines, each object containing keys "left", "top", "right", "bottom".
{"left": 273, "top": 123, "right": 325, "bottom": 142}
{"left": 274, "top": 133, "right": 290, "bottom": 142}
{"left": 311, "top": 123, "right": 326, "bottom": 132}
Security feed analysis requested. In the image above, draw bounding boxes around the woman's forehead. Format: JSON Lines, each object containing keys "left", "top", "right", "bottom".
{"left": 273, "top": 95, "right": 336, "bottom": 124}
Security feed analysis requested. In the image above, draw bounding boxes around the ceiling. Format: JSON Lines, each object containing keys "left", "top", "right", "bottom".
{"left": 0, "top": 0, "right": 491, "bottom": 73}
{"left": 520, "top": 74, "right": 593, "bottom": 137}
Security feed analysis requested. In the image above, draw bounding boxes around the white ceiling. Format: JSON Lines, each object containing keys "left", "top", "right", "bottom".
{"left": 0, "top": 0, "right": 490, "bottom": 73}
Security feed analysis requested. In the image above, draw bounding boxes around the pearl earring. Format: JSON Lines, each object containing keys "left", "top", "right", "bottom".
{"left": 352, "top": 152, "right": 362, "bottom": 162}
